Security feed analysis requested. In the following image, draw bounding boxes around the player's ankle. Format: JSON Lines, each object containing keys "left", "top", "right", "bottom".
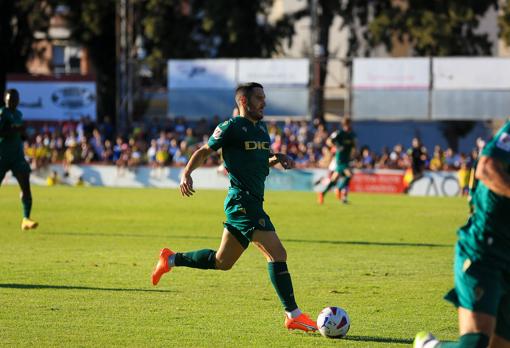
{"left": 286, "top": 308, "right": 302, "bottom": 319}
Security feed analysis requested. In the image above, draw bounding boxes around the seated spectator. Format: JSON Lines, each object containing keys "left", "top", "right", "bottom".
{"left": 156, "top": 144, "right": 170, "bottom": 167}
{"left": 147, "top": 139, "right": 158, "bottom": 168}
{"left": 112, "top": 137, "right": 124, "bottom": 163}
{"left": 173, "top": 141, "right": 189, "bottom": 166}
{"left": 429, "top": 146, "right": 444, "bottom": 171}
{"left": 80, "top": 138, "right": 94, "bottom": 164}
{"left": 444, "top": 147, "right": 461, "bottom": 170}
{"left": 102, "top": 139, "right": 114, "bottom": 163}
{"left": 360, "top": 147, "right": 375, "bottom": 169}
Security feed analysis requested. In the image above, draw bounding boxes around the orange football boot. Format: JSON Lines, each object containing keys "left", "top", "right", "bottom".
{"left": 284, "top": 313, "right": 318, "bottom": 332}
{"left": 317, "top": 192, "right": 324, "bottom": 205}
{"left": 151, "top": 248, "right": 175, "bottom": 285}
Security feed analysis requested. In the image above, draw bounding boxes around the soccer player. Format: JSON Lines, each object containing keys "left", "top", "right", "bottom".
{"left": 151, "top": 82, "right": 317, "bottom": 333}
{"left": 414, "top": 120, "right": 510, "bottom": 348}
{"left": 317, "top": 117, "right": 356, "bottom": 204}
{"left": 404, "top": 137, "right": 427, "bottom": 194}
{"left": 0, "top": 89, "right": 38, "bottom": 230}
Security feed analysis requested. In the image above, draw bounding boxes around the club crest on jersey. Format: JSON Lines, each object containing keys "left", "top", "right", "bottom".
{"left": 245, "top": 141, "right": 270, "bottom": 150}
{"left": 496, "top": 132, "right": 510, "bottom": 152}
{"left": 212, "top": 126, "right": 222, "bottom": 140}
{"left": 242, "top": 127, "right": 247, "bottom": 132}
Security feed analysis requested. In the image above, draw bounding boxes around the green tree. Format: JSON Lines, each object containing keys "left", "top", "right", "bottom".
{"left": 142, "top": 0, "right": 295, "bottom": 85}
{"left": 0, "top": 0, "right": 54, "bottom": 98}
{"left": 500, "top": 0, "right": 510, "bottom": 46}
{"left": 62, "top": 1, "right": 117, "bottom": 121}
{"left": 368, "top": 1, "right": 498, "bottom": 56}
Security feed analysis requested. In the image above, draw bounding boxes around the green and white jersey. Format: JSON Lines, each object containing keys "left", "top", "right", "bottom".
{"left": 0, "top": 107, "right": 24, "bottom": 156}
{"left": 208, "top": 117, "right": 271, "bottom": 201}
{"left": 458, "top": 121, "right": 510, "bottom": 263}
{"left": 331, "top": 130, "right": 356, "bottom": 165}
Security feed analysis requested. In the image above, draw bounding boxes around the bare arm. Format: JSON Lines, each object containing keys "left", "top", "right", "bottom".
{"left": 475, "top": 155, "right": 510, "bottom": 198}
{"left": 179, "top": 144, "right": 215, "bottom": 197}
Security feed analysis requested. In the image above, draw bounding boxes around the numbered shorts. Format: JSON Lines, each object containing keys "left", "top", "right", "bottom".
{"left": 0, "top": 154, "right": 31, "bottom": 182}
{"left": 223, "top": 190, "right": 275, "bottom": 249}
{"left": 444, "top": 243, "right": 510, "bottom": 341}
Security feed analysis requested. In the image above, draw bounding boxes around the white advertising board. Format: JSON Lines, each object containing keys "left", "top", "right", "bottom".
{"left": 7, "top": 80, "right": 96, "bottom": 121}
{"left": 433, "top": 58, "right": 510, "bottom": 90}
{"left": 168, "top": 59, "right": 237, "bottom": 89}
{"left": 237, "top": 59, "right": 309, "bottom": 85}
{"left": 353, "top": 58, "right": 430, "bottom": 89}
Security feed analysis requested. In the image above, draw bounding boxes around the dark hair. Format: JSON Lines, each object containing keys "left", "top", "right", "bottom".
{"left": 4, "top": 88, "right": 19, "bottom": 99}
{"left": 235, "top": 82, "right": 263, "bottom": 101}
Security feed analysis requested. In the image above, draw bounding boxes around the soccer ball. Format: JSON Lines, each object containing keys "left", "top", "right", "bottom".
{"left": 317, "top": 306, "right": 350, "bottom": 339}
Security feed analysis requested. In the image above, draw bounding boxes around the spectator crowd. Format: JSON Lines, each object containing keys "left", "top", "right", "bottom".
{"left": 22, "top": 116, "right": 481, "bottom": 176}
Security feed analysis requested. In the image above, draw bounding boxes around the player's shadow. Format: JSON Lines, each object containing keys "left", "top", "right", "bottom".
{"left": 0, "top": 283, "right": 172, "bottom": 293}
{"left": 344, "top": 335, "right": 413, "bottom": 345}
{"left": 50, "top": 232, "right": 450, "bottom": 248}
{"left": 283, "top": 238, "right": 450, "bottom": 248}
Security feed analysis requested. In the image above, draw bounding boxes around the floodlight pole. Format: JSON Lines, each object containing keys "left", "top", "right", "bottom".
{"left": 116, "top": 0, "right": 133, "bottom": 135}
{"left": 310, "top": 0, "right": 324, "bottom": 124}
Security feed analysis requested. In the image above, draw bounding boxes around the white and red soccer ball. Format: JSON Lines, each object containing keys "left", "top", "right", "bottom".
{"left": 317, "top": 306, "right": 350, "bottom": 339}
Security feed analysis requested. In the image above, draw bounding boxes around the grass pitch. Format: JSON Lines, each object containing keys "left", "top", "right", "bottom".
{"left": 0, "top": 186, "right": 466, "bottom": 347}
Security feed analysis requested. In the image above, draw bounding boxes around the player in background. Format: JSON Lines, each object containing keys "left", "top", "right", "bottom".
{"left": 0, "top": 89, "right": 38, "bottom": 230}
{"left": 317, "top": 117, "right": 356, "bottom": 204}
{"left": 404, "top": 137, "right": 427, "bottom": 194}
{"left": 151, "top": 82, "right": 318, "bottom": 333}
{"left": 414, "top": 120, "right": 510, "bottom": 348}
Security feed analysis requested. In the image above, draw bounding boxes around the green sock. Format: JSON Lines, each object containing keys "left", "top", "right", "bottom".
{"left": 440, "top": 333, "right": 489, "bottom": 347}
{"left": 21, "top": 196, "right": 32, "bottom": 219}
{"left": 174, "top": 249, "right": 216, "bottom": 269}
{"left": 268, "top": 262, "right": 298, "bottom": 312}
{"left": 337, "top": 176, "right": 351, "bottom": 190}
{"left": 322, "top": 180, "right": 336, "bottom": 195}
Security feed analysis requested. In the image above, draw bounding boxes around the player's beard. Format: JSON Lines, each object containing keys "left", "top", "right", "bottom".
{"left": 247, "top": 105, "right": 264, "bottom": 121}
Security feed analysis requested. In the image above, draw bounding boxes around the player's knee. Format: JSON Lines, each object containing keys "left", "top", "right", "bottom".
{"left": 215, "top": 259, "right": 235, "bottom": 271}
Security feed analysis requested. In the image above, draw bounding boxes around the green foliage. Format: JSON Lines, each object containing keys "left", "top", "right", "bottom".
{"left": 368, "top": 0, "right": 498, "bottom": 56}
{"left": 0, "top": 0, "right": 55, "bottom": 96}
{"left": 0, "top": 186, "right": 464, "bottom": 346}
{"left": 142, "top": 0, "right": 296, "bottom": 84}
{"left": 500, "top": 0, "right": 510, "bottom": 46}
{"left": 61, "top": 0, "right": 117, "bottom": 119}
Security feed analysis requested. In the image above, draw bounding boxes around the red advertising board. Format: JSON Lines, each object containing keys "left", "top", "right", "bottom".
{"left": 350, "top": 170, "right": 405, "bottom": 194}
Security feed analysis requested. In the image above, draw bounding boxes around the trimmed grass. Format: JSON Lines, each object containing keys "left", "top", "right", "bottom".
{"left": 0, "top": 186, "right": 466, "bottom": 347}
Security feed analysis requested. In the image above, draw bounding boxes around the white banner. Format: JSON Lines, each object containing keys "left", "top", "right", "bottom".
{"left": 433, "top": 58, "right": 510, "bottom": 90}
{"left": 7, "top": 80, "right": 96, "bottom": 121}
{"left": 238, "top": 59, "right": 309, "bottom": 85}
{"left": 168, "top": 59, "right": 237, "bottom": 89}
{"left": 353, "top": 58, "right": 430, "bottom": 89}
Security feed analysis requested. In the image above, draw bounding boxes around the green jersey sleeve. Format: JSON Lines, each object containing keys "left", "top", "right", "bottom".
{"left": 208, "top": 120, "right": 233, "bottom": 151}
{"left": 481, "top": 122, "right": 510, "bottom": 165}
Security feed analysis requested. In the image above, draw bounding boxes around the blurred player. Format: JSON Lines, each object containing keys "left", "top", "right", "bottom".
{"left": 317, "top": 117, "right": 356, "bottom": 204}
{"left": 414, "top": 120, "right": 510, "bottom": 348}
{"left": 0, "top": 89, "right": 38, "bottom": 230}
{"left": 404, "top": 137, "right": 427, "bottom": 194}
{"left": 152, "top": 82, "right": 317, "bottom": 333}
